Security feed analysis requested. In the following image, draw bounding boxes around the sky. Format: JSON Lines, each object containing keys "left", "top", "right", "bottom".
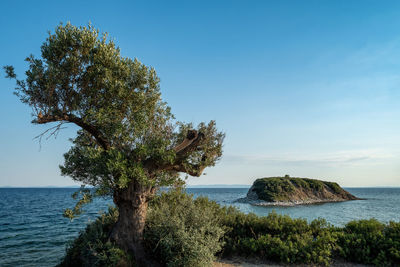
{"left": 1, "top": 0, "right": 400, "bottom": 187}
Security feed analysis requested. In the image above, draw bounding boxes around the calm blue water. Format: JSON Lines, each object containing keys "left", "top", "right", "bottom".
{"left": 0, "top": 187, "right": 399, "bottom": 266}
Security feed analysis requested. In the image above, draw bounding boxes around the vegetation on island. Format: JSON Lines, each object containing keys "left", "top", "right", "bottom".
{"left": 247, "top": 175, "right": 358, "bottom": 203}
{"left": 59, "top": 188, "right": 400, "bottom": 267}
{"left": 4, "top": 23, "right": 223, "bottom": 265}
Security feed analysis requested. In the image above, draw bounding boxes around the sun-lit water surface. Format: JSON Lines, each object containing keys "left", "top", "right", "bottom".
{"left": 0, "top": 187, "right": 399, "bottom": 266}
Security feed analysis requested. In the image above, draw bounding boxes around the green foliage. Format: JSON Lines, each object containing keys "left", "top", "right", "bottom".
{"left": 58, "top": 207, "right": 134, "bottom": 267}
{"left": 4, "top": 22, "right": 224, "bottom": 220}
{"left": 338, "top": 219, "right": 400, "bottom": 266}
{"left": 220, "top": 208, "right": 400, "bottom": 266}
{"left": 60, "top": 190, "right": 400, "bottom": 267}
{"left": 4, "top": 22, "right": 224, "bottom": 195}
{"left": 324, "top": 182, "right": 343, "bottom": 194}
{"left": 250, "top": 176, "right": 352, "bottom": 202}
{"left": 252, "top": 177, "right": 295, "bottom": 201}
{"left": 63, "top": 186, "right": 94, "bottom": 220}
{"left": 60, "top": 189, "right": 226, "bottom": 267}
{"left": 220, "top": 209, "right": 339, "bottom": 266}
{"left": 144, "top": 188, "right": 226, "bottom": 267}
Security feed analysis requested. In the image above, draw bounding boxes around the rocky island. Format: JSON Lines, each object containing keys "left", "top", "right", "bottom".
{"left": 239, "top": 175, "right": 360, "bottom": 206}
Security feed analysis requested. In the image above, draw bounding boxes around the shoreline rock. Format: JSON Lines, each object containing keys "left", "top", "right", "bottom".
{"left": 236, "top": 197, "right": 357, "bottom": 206}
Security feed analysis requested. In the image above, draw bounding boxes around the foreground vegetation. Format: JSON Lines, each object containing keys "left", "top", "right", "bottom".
{"left": 59, "top": 189, "right": 400, "bottom": 266}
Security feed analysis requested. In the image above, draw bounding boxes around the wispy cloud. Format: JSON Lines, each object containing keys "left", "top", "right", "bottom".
{"left": 223, "top": 149, "right": 395, "bottom": 166}
{"left": 346, "top": 38, "right": 400, "bottom": 67}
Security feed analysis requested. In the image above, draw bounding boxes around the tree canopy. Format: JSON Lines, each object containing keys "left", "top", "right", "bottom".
{"left": 4, "top": 22, "right": 224, "bottom": 202}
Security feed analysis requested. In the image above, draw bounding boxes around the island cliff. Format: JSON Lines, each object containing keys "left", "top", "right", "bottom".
{"left": 240, "top": 175, "right": 359, "bottom": 206}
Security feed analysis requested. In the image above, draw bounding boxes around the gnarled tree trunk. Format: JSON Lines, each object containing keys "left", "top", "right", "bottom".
{"left": 109, "top": 180, "right": 156, "bottom": 266}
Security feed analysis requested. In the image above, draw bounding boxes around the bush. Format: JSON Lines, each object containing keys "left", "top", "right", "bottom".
{"left": 339, "top": 219, "right": 400, "bottom": 266}
{"left": 59, "top": 189, "right": 226, "bottom": 267}
{"left": 220, "top": 210, "right": 400, "bottom": 266}
{"left": 58, "top": 207, "right": 133, "bottom": 267}
{"left": 220, "top": 209, "right": 339, "bottom": 266}
{"left": 144, "top": 188, "right": 226, "bottom": 267}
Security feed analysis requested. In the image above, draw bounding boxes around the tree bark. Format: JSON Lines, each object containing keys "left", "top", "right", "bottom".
{"left": 109, "top": 180, "right": 157, "bottom": 266}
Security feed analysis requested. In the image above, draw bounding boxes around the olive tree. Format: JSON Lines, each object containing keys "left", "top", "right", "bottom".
{"left": 4, "top": 23, "right": 224, "bottom": 264}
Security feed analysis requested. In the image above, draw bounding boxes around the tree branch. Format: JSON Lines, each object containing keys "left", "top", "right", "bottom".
{"left": 34, "top": 122, "right": 66, "bottom": 150}
{"left": 173, "top": 130, "right": 204, "bottom": 158}
{"left": 144, "top": 130, "right": 207, "bottom": 176}
{"left": 167, "top": 163, "right": 207, "bottom": 177}
{"left": 36, "top": 113, "right": 110, "bottom": 150}
{"left": 173, "top": 130, "right": 198, "bottom": 153}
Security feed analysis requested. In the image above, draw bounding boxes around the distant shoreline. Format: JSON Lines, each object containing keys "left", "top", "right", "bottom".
{"left": 1, "top": 186, "right": 400, "bottom": 189}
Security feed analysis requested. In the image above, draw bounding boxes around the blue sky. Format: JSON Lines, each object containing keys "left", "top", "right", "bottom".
{"left": 1, "top": 0, "right": 400, "bottom": 187}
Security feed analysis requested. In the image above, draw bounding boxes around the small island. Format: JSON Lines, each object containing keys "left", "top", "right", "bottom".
{"left": 239, "top": 175, "right": 360, "bottom": 206}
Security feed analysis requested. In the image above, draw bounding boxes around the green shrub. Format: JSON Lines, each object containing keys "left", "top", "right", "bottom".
{"left": 144, "top": 188, "right": 226, "bottom": 267}
{"left": 384, "top": 221, "right": 400, "bottom": 265}
{"left": 59, "top": 189, "right": 226, "bottom": 267}
{"left": 252, "top": 178, "right": 296, "bottom": 201}
{"left": 324, "top": 182, "right": 342, "bottom": 194}
{"left": 339, "top": 219, "right": 400, "bottom": 266}
{"left": 58, "top": 207, "right": 134, "bottom": 267}
{"left": 221, "top": 209, "right": 400, "bottom": 266}
{"left": 220, "top": 209, "right": 338, "bottom": 266}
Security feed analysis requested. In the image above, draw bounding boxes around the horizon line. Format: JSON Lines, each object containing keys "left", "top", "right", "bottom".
{"left": 1, "top": 185, "right": 400, "bottom": 188}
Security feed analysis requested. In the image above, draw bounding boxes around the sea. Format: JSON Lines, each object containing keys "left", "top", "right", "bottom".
{"left": 0, "top": 187, "right": 399, "bottom": 267}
